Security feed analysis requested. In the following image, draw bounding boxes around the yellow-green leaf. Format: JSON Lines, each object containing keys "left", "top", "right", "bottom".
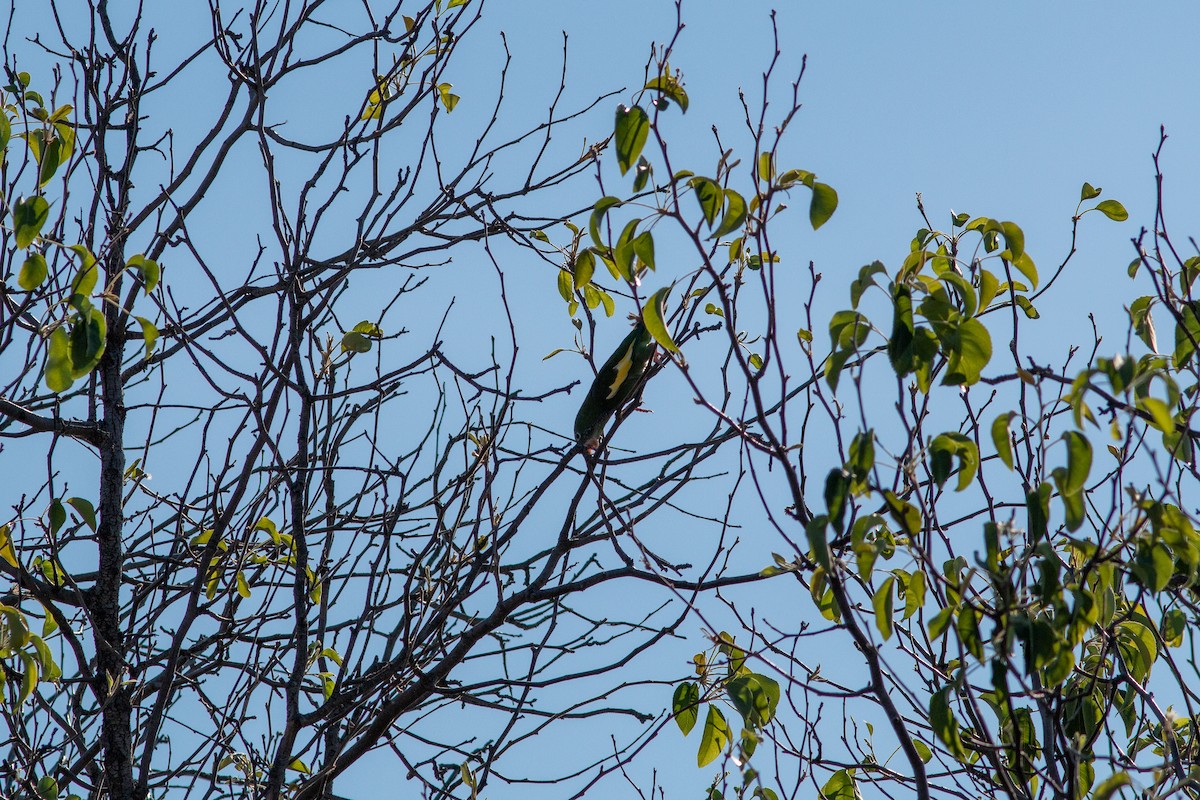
{"left": 697, "top": 706, "right": 730, "bottom": 767}
{"left": 643, "top": 286, "right": 678, "bottom": 353}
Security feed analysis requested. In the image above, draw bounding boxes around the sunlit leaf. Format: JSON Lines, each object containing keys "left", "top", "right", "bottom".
{"left": 614, "top": 105, "right": 650, "bottom": 175}
{"left": 14, "top": 195, "right": 50, "bottom": 249}
{"left": 930, "top": 688, "right": 967, "bottom": 760}
{"left": 673, "top": 681, "right": 700, "bottom": 735}
{"left": 69, "top": 307, "right": 107, "bottom": 379}
{"left": 66, "top": 497, "right": 97, "bottom": 531}
{"left": 1095, "top": 199, "right": 1128, "bottom": 221}
{"left": 873, "top": 576, "right": 895, "bottom": 640}
{"left": 135, "top": 316, "right": 158, "bottom": 359}
{"left": 820, "top": 770, "right": 859, "bottom": 800}
{"left": 711, "top": 189, "right": 747, "bottom": 239}
{"left": 644, "top": 72, "right": 689, "bottom": 113}
{"left": 727, "top": 673, "right": 780, "bottom": 727}
{"left": 589, "top": 196, "right": 622, "bottom": 247}
{"left": 697, "top": 706, "right": 730, "bottom": 767}
{"left": 690, "top": 177, "right": 723, "bottom": 226}
{"left": 991, "top": 412, "right": 1015, "bottom": 470}
{"left": 45, "top": 327, "right": 73, "bottom": 392}
{"left": 643, "top": 286, "right": 678, "bottom": 353}
{"left": 809, "top": 182, "right": 838, "bottom": 230}
{"left": 127, "top": 254, "right": 160, "bottom": 294}
{"left": 18, "top": 254, "right": 48, "bottom": 290}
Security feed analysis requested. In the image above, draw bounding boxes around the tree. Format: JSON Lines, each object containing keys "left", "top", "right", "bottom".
{"left": 0, "top": 2, "right": 765, "bottom": 797}
{"left": 636, "top": 48, "right": 1200, "bottom": 800}
{"left": 3, "top": 3, "right": 1198, "bottom": 800}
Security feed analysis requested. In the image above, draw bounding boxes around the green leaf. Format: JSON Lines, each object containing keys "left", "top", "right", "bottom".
{"left": 66, "top": 497, "right": 97, "bottom": 531}
{"left": 807, "top": 516, "right": 831, "bottom": 572}
{"left": 977, "top": 269, "right": 999, "bottom": 311}
{"left": 17, "top": 652, "right": 38, "bottom": 704}
{"left": 614, "top": 105, "right": 650, "bottom": 175}
{"left": 929, "top": 432, "right": 979, "bottom": 491}
{"left": 672, "top": 682, "right": 700, "bottom": 735}
{"left": 711, "top": 189, "right": 747, "bottom": 239}
{"left": 14, "top": 196, "right": 50, "bottom": 249}
{"left": 633, "top": 156, "right": 652, "bottom": 192}
{"left": 940, "top": 272, "right": 977, "bottom": 318}
{"left": 999, "top": 221, "right": 1024, "bottom": 261}
{"left": 68, "top": 245, "right": 98, "bottom": 302}
{"left": 850, "top": 261, "right": 886, "bottom": 309}
{"left": 819, "top": 770, "right": 858, "bottom": 800}
{"left": 991, "top": 412, "right": 1015, "bottom": 470}
{"left": 613, "top": 218, "right": 641, "bottom": 280}
{"left": 38, "top": 134, "right": 63, "bottom": 187}
{"left": 1092, "top": 773, "right": 1130, "bottom": 800}
{"left": 904, "top": 570, "right": 926, "bottom": 619}
{"left": 691, "top": 177, "right": 723, "bottom": 226}
{"left": 777, "top": 169, "right": 814, "bottom": 191}
{"left": 0, "top": 524, "right": 18, "bottom": 567}
{"left": 135, "top": 316, "right": 159, "bottom": 359}
{"left": 18, "top": 254, "right": 48, "bottom": 290}
{"left": 556, "top": 269, "right": 574, "bottom": 304}
{"left": 873, "top": 576, "right": 895, "bottom": 640}
{"left": 1011, "top": 252, "right": 1039, "bottom": 290}
{"left": 727, "top": 673, "right": 780, "bottom": 728}
{"left": 633, "top": 231, "right": 655, "bottom": 271}
{"left": 127, "top": 254, "right": 160, "bottom": 294}
{"left": 930, "top": 688, "right": 967, "bottom": 760}
{"left": 809, "top": 182, "right": 838, "bottom": 230}
{"left": 573, "top": 249, "right": 595, "bottom": 289}
{"left": 1062, "top": 431, "right": 1093, "bottom": 495}
{"left": 437, "top": 83, "right": 459, "bottom": 112}
{"left": 942, "top": 317, "right": 992, "bottom": 386}
{"left": 957, "top": 605, "right": 983, "bottom": 660}
{"left": 288, "top": 758, "right": 311, "bottom": 774}
{"left": 35, "top": 776, "right": 59, "bottom": 800}
{"left": 643, "top": 286, "right": 679, "bottom": 353}
{"left": 69, "top": 308, "right": 107, "bottom": 379}
{"left": 1014, "top": 295, "right": 1039, "bottom": 319}
{"left": 1138, "top": 396, "right": 1175, "bottom": 434}
{"left": 48, "top": 499, "right": 66, "bottom": 534}
{"left": 341, "top": 331, "right": 372, "bottom": 353}
{"left": 824, "top": 468, "right": 850, "bottom": 533}
{"left": 45, "top": 327, "right": 74, "bottom": 392}
{"left": 589, "top": 196, "right": 622, "bottom": 247}
{"left": 884, "top": 491, "right": 921, "bottom": 536}
{"left": 1080, "top": 182, "right": 1102, "bottom": 201}
{"left": 754, "top": 152, "right": 774, "bottom": 183}
{"left": 644, "top": 72, "right": 689, "bottom": 113}
{"left": 697, "top": 706, "right": 730, "bottom": 767}
{"left": 1095, "top": 199, "right": 1128, "bottom": 221}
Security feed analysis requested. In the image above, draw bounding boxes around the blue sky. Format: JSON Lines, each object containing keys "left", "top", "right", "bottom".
{"left": 7, "top": 1, "right": 1200, "bottom": 797}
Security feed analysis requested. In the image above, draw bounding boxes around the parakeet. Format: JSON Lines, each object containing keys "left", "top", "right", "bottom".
{"left": 574, "top": 317, "right": 658, "bottom": 452}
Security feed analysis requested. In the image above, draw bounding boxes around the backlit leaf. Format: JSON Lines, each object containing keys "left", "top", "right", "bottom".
{"left": 673, "top": 682, "right": 700, "bottom": 735}
{"left": 643, "top": 286, "right": 679, "bottom": 353}
{"left": 18, "top": 254, "right": 48, "bottom": 290}
{"left": 697, "top": 706, "right": 730, "bottom": 767}
{"left": 614, "top": 105, "right": 650, "bottom": 175}
{"left": 14, "top": 196, "right": 50, "bottom": 249}
{"left": 809, "top": 182, "right": 838, "bottom": 230}
{"left": 1095, "top": 199, "right": 1128, "bottom": 221}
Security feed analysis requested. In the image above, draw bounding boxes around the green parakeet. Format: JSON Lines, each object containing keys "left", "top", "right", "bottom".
{"left": 574, "top": 317, "right": 657, "bottom": 452}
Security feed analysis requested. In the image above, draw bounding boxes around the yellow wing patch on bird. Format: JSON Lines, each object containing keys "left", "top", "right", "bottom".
{"left": 605, "top": 342, "right": 636, "bottom": 400}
